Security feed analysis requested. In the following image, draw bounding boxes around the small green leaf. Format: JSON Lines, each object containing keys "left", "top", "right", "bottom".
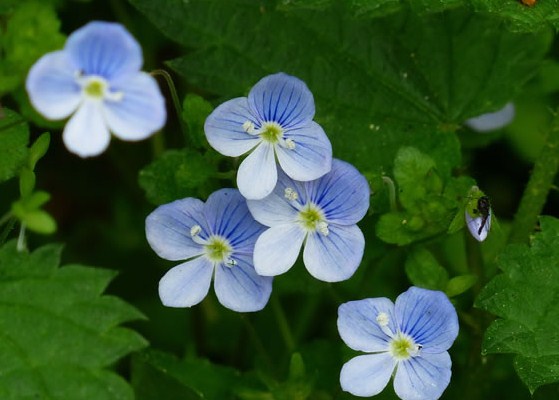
{"left": 405, "top": 247, "right": 449, "bottom": 290}
{"left": 28, "top": 132, "right": 51, "bottom": 169}
{"left": 0, "top": 241, "right": 147, "bottom": 399}
{"left": 445, "top": 274, "right": 477, "bottom": 297}
{"left": 476, "top": 216, "right": 559, "bottom": 393}
{"left": 19, "top": 167, "right": 35, "bottom": 198}
{"left": 182, "top": 94, "right": 214, "bottom": 149}
{"left": 20, "top": 209, "right": 57, "bottom": 234}
{"left": 24, "top": 190, "right": 51, "bottom": 209}
{"left": 0, "top": 108, "right": 29, "bottom": 184}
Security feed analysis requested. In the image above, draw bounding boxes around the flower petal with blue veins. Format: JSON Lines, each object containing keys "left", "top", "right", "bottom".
{"left": 145, "top": 198, "right": 208, "bottom": 261}
{"left": 393, "top": 352, "right": 452, "bottom": 400}
{"left": 338, "top": 298, "right": 396, "bottom": 353}
{"left": 158, "top": 258, "right": 214, "bottom": 308}
{"left": 203, "top": 189, "right": 265, "bottom": 253}
{"left": 248, "top": 73, "right": 315, "bottom": 128}
{"left": 65, "top": 21, "right": 142, "bottom": 80}
{"left": 237, "top": 142, "right": 277, "bottom": 200}
{"left": 303, "top": 224, "right": 364, "bottom": 282}
{"left": 307, "top": 159, "right": 370, "bottom": 225}
{"left": 26, "top": 51, "right": 81, "bottom": 120}
{"left": 340, "top": 353, "right": 396, "bottom": 397}
{"left": 214, "top": 255, "right": 273, "bottom": 312}
{"left": 394, "top": 287, "right": 459, "bottom": 353}
{"left": 62, "top": 101, "right": 111, "bottom": 157}
{"left": 104, "top": 72, "right": 166, "bottom": 141}
{"left": 253, "top": 224, "right": 305, "bottom": 277}
{"left": 276, "top": 121, "right": 332, "bottom": 181}
{"left": 204, "top": 97, "right": 261, "bottom": 157}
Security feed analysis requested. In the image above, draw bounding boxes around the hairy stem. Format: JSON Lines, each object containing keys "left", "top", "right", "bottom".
{"left": 509, "top": 110, "right": 559, "bottom": 244}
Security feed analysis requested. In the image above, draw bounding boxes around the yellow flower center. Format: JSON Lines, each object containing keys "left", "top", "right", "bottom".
{"left": 260, "top": 122, "right": 283, "bottom": 144}
{"left": 389, "top": 333, "right": 421, "bottom": 360}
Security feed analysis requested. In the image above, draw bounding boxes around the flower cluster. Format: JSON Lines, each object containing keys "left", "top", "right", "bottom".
{"left": 26, "top": 23, "right": 459, "bottom": 399}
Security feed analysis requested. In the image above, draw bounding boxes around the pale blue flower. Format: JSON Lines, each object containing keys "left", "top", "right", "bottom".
{"left": 465, "top": 102, "right": 515, "bottom": 132}
{"left": 26, "top": 21, "right": 166, "bottom": 157}
{"left": 247, "top": 159, "right": 369, "bottom": 282}
{"left": 145, "top": 189, "right": 272, "bottom": 312}
{"left": 338, "top": 287, "right": 459, "bottom": 400}
{"left": 204, "top": 72, "right": 332, "bottom": 200}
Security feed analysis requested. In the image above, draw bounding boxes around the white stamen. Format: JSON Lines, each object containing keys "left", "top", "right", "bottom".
{"left": 376, "top": 312, "right": 389, "bottom": 327}
{"left": 190, "top": 225, "right": 202, "bottom": 237}
{"left": 242, "top": 120, "right": 256, "bottom": 134}
{"left": 284, "top": 138, "right": 296, "bottom": 149}
{"left": 284, "top": 187, "right": 299, "bottom": 201}
{"left": 318, "top": 221, "right": 329, "bottom": 236}
{"left": 225, "top": 258, "right": 237, "bottom": 268}
{"left": 105, "top": 91, "right": 124, "bottom": 102}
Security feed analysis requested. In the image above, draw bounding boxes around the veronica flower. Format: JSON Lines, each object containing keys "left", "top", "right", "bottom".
{"left": 26, "top": 21, "right": 166, "bottom": 157}
{"left": 338, "top": 287, "right": 459, "bottom": 400}
{"left": 145, "top": 189, "right": 272, "bottom": 312}
{"left": 247, "top": 159, "right": 369, "bottom": 282}
{"left": 465, "top": 188, "right": 492, "bottom": 242}
{"left": 465, "top": 102, "right": 515, "bottom": 132}
{"left": 204, "top": 72, "right": 332, "bottom": 200}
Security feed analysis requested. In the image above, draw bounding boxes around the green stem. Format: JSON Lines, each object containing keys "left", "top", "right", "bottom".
{"left": 509, "top": 109, "right": 559, "bottom": 244}
{"left": 382, "top": 176, "right": 398, "bottom": 212}
{"left": 0, "top": 217, "right": 16, "bottom": 245}
{"left": 151, "top": 69, "right": 189, "bottom": 145}
{"left": 151, "top": 131, "right": 165, "bottom": 159}
{"left": 271, "top": 295, "right": 295, "bottom": 354}
{"left": 16, "top": 223, "right": 26, "bottom": 252}
{"left": 240, "top": 314, "right": 274, "bottom": 372}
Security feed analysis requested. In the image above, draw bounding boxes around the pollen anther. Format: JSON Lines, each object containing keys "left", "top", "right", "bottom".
{"left": 284, "top": 187, "right": 299, "bottom": 201}
{"left": 242, "top": 120, "right": 256, "bottom": 134}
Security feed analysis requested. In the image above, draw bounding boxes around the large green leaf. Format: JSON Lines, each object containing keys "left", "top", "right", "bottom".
{"left": 476, "top": 216, "right": 559, "bottom": 394}
{"left": 0, "top": 108, "right": 29, "bottom": 184}
{"left": 130, "top": 0, "right": 550, "bottom": 176}
{"left": 0, "top": 241, "right": 147, "bottom": 399}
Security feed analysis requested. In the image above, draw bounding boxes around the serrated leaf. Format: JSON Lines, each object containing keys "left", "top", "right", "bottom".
{"left": 132, "top": 349, "right": 250, "bottom": 400}
{"left": 476, "top": 216, "right": 559, "bottom": 393}
{"left": 0, "top": 108, "right": 29, "bottom": 183}
{"left": 130, "top": 0, "right": 550, "bottom": 175}
{"left": 0, "top": 241, "right": 147, "bottom": 399}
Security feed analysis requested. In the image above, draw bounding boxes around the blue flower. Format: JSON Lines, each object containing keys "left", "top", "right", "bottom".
{"left": 465, "top": 102, "right": 515, "bottom": 132}
{"left": 247, "top": 159, "right": 369, "bottom": 282}
{"left": 204, "top": 72, "right": 332, "bottom": 200}
{"left": 338, "top": 287, "right": 459, "bottom": 400}
{"left": 26, "top": 21, "right": 166, "bottom": 157}
{"left": 145, "top": 189, "right": 273, "bottom": 312}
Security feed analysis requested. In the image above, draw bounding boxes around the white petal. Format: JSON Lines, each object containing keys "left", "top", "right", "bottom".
{"left": 237, "top": 143, "right": 277, "bottom": 200}
{"left": 465, "top": 103, "right": 515, "bottom": 133}
{"left": 63, "top": 101, "right": 110, "bottom": 157}
{"left": 204, "top": 97, "right": 261, "bottom": 157}
{"left": 25, "top": 51, "right": 81, "bottom": 120}
{"left": 158, "top": 258, "right": 213, "bottom": 308}
{"left": 303, "top": 224, "right": 364, "bottom": 282}
{"left": 214, "top": 255, "right": 273, "bottom": 312}
{"left": 253, "top": 224, "right": 305, "bottom": 276}
{"left": 340, "top": 353, "right": 396, "bottom": 397}
{"left": 104, "top": 72, "right": 166, "bottom": 141}
{"left": 465, "top": 210, "right": 491, "bottom": 242}
{"left": 337, "top": 298, "right": 396, "bottom": 353}
{"left": 393, "top": 352, "right": 452, "bottom": 400}
{"left": 276, "top": 121, "right": 332, "bottom": 181}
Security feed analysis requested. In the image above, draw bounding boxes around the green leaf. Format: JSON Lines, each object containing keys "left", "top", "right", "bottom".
{"left": 405, "top": 247, "right": 449, "bottom": 290}
{"left": 28, "top": 132, "right": 51, "bottom": 170}
{"left": 0, "top": 108, "right": 29, "bottom": 184}
{"left": 130, "top": 0, "right": 550, "bottom": 175}
{"left": 0, "top": 241, "right": 147, "bottom": 399}
{"left": 0, "top": 1, "right": 65, "bottom": 94}
{"left": 19, "top": 167, "right": 35, "bottom": 198}
{"left": 182, "top": 94, "right": 214, "bottom": 149}
{"left": 445, "top": 274, "right": 477, "bottom": 297}
{"left": 476, "top": 216, "right": 559, "bottom": 393}
{"left": 138, "top": 149, "right": 220, "bottom": 205}
{"left": 132, "top": 349, "right": 251, "bottom": 400}
{"left": 20, "top": 209, "right": 57, "bottom": 234}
